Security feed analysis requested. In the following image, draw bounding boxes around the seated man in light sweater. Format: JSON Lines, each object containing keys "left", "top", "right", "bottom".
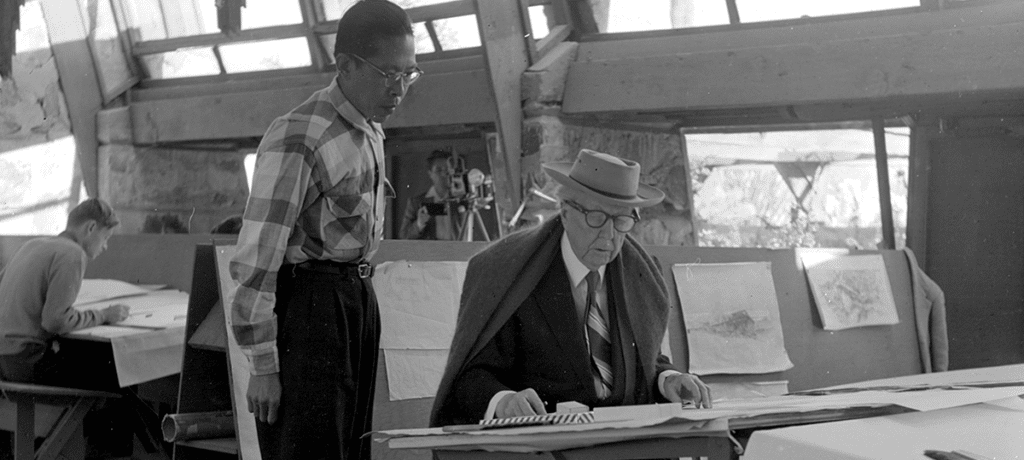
{"left": 0, "top": 198, "right": 130, "bottom": 385}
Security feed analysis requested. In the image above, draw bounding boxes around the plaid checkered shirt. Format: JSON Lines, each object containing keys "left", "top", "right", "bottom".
{"left": 229, "top": 78, "right": 387, "bottom": 375}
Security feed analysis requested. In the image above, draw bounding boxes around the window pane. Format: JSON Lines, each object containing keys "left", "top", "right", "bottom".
{"left": 688, "top": 127, "right": 909, "bottom": 249}
{"left": 113, "top": 0, "right": 219, "bottom": 39}
{"left": 139, "top": 48, "right": 220, "bottom": 79}
{"left": 412, "top": 22, "right": 437, "bottom": 54}
{"left": 604, "top": 0, "right": 729, "bottom": 33}
{"left": 242, "top": 0, "right": 304, "bottom": 29}
{"left": 219, "top": 38, "right": 312, "bottom": 73}
{"left": 528, "top": 5, "right": 550, "bottom": 41}
{"left": 734, "top": 0, "right": 920, "bottom": 23}
{"left": 327, "top": 0, "right": 454, "bottom": 21}
{"left": 431, "top": 15, "right": 481, "bottom": 50}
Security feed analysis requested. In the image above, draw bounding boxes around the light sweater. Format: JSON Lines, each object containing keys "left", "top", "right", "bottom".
{"left": 0, "top": 234, "right": 104, "bottom": 356}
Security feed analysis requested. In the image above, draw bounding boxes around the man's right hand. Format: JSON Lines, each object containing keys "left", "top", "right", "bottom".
{"left": 495, "top": 388, "right": 547, "bottom": 419}
{"left": 247, "top": 373, "right": 282, "bottom": 425}
{"left": 416, "top": 205, "right": 431, "bottom": 229}
{"left": 101, "top": 304, "right": 130, "bottom": 324}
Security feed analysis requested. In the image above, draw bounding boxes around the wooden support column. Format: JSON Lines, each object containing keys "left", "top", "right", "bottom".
{"left": 906, "top": 119, "right": 935, "bottom": 268}
{"left": 475, "top": 0, "right": 532, "bottom": 221}
{"left": 873, "top": 117, "right": 896, "bottom": 250}
{"left": 39, "top": 0, "right": 103, "bottom": 198}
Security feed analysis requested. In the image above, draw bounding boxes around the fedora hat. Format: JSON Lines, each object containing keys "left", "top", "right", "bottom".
{"left": 543, "top": 149, "right": 665, "bottom": 208}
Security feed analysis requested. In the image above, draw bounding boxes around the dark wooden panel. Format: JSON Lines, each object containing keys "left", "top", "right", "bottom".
{"left": 925, "top": 134, "right": 1024, "bottom": 369}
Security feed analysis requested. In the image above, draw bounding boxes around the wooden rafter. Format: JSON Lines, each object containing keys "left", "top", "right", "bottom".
{"left": 1, "top": 0, "right": 26, "bottom": 79}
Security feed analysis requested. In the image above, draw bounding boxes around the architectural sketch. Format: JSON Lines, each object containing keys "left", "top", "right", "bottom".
{"left": 672, "top": 262, "right": 794, "bottom": 375}
{"left": 802, "top": 253, "right": 899, "bottom": 330}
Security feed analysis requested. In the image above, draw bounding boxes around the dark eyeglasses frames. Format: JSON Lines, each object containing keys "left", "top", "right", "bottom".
{"left": 349, "top": 53, "right": 423, "bottom": 86}
{"left": 563, "top": 200, "right": 639, "bottom": 233}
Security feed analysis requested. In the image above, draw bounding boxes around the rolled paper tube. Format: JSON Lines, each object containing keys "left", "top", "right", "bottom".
{"left": 162, "top": 411, "right": 235, "bottom": 442}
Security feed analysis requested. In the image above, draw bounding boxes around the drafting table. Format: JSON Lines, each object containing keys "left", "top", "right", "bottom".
{"left": 742, "top": 364, "right": 1024, "bottom": 460}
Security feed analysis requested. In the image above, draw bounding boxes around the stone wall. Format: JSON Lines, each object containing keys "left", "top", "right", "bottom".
{"left": 0, "top": 0, "right": 80, "bottom": 235}
{"left": 519, "top": 42, "right": 696, "bottom": 245}
{"left": 97, "top": 108, "right": 249, "bottom": 234}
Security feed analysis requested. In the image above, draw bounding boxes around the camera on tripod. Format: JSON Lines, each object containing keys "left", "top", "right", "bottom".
{"left": 443, "top": 149, "right": 495, "bottom": 241}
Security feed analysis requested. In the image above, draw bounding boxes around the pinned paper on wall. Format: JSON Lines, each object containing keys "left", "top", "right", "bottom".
{"left": 383, "top": 349, "right": 450, "bottom": 401}
{"left": 802, "top": 253, "right": 898, "bottom": 331}
{"left": 672, "top": 262, "right": 793, "bottom": 375}
{"left": 372, "top": 261, "right": 466, "bottom": 350}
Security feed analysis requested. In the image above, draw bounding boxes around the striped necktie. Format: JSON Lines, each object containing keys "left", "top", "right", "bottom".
{"left": 585, "top": 271, "right": 613, "bottom": 399}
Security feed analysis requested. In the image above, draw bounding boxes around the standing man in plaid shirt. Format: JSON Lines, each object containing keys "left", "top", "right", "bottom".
{"left": 228, "top": 1, "right": 420, "bottom": 458}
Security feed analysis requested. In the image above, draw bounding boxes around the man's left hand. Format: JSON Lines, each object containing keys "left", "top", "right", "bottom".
{"left": 664, "top": 373, "right": 713, "bottom": 408}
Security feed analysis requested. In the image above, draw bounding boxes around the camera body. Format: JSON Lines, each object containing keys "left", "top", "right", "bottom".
{"left": 446, "top": 151, "right": 494, "bottom": 204}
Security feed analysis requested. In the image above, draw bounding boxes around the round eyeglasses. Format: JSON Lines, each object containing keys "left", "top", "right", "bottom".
{"left": 563, "top": 200, "right": 639, "bottom": 233}
{"left": 349, "top": 53, "right": 423, "bottom": 86}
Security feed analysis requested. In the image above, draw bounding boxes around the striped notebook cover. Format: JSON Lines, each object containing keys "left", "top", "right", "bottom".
{"left": 477, "top": 412, "right": 595, "bottom": 430}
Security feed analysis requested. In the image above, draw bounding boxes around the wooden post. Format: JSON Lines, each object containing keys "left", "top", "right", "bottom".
{"left": 873, "top": 117, "right": 896, "bottom": 250}
{"left": 475, "top": 0, "right": 532, "bottom": 223}
{"left": 39, "top": 0, "right": 104, "bottom": 198}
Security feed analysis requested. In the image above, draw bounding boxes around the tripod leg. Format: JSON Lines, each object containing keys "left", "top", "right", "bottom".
{"left": 473, "top": 210, "right": 490, "bottom": 241}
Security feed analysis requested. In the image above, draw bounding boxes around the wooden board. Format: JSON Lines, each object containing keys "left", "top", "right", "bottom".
{"left": 563, "top": 19, "right": 1024, "bottom": 116}
{"left": 129, "top": 68, "right": 496, "bottom": 144}
{"left": 39, "top": 0, "right": 104, "bottom": 197}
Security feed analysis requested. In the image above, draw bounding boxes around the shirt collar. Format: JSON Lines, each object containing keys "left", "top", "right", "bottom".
{"left": 560, "top": 230, "right": 605, "bottom": 289}
{"left": 328, "top": 77, "right": 384, "bottom": 139}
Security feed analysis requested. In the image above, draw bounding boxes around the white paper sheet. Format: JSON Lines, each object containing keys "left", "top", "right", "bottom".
{"left": 73, "top": 278, "right": 151, "bottom": 307}
{"left": 372, "top": 261, "right": 466, "bottom": 350}
{"left": 383, "top": 349, "right": 449, "bottom": 401}
{"left": 215, "top": 244, "right": 261, "bottom": 460}
{"left": 108, "top": 326, "right": 185, "bottom": 387}
{"left": 802, "top": 253, "right": 899, "bottom": 330}
{"left": 671, "top": 262, "right": 793, "bottom": 375}
{"left": 743, "top": 400, "right": 1024, "bottom": 460}
{"left": 72, "top": 325, "right": 151, "bottom": 339}
{"left": 74, "top": 289, "right": 189, "bottom": 329}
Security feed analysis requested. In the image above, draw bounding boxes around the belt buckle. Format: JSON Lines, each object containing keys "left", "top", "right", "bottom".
{"left": 357, "top": 262, "right": 374, "bottom": 279}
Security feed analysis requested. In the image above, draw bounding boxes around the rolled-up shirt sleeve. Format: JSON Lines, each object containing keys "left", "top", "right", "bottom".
{"left": 229, "top": 137, "right": 313, "bottom": 376}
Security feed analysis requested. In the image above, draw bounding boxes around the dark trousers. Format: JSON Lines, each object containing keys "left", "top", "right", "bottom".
{"left": 256, "top": 263, "right": 381, "bottom": 460}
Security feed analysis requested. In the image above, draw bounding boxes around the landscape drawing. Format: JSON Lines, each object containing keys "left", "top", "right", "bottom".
{"left": 672, "top": 262, "right": 794, "bottom": 375}
{"left": 802, "top": 253, "right": 898, "bottom": 330}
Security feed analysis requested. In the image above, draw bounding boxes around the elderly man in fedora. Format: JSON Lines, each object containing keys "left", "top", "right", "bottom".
{"left": 431, "top": 149, "right": 711, "bottom": 427}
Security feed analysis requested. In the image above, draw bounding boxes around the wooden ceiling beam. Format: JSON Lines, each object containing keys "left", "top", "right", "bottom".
{"left": 129, "top": 67, "right": 496, "bottom": 144}
{"left": 564, "top": 9, "right": 1024, "bottom": 118}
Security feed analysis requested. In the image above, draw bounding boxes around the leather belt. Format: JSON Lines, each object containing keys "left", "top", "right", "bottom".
{"left": 292, "top": 259, "right": 375, "bottom": 278}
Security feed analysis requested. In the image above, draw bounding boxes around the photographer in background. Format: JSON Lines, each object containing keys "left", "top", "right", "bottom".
{"left": 399, "top": 149, "right": 462, "bottom": 240}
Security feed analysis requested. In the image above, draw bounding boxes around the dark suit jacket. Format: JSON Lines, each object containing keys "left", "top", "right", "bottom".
{"left": 446, "top": 246, "right": 676, "bottom": 424}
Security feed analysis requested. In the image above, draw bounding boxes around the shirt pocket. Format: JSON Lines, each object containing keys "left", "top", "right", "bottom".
{"left": 322, "top": 190, "right": 372, "bottom": 240}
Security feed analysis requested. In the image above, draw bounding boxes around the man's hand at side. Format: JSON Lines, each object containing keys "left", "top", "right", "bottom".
{"left": 416, "top": 206, "right": 431, "bottom": 229}
{"left": 101, "top": 304, "right": 130, "bottom": 324}
{"left": 248, "top": 373, "right": 282, "bottom": 424}
{"left": 495, "top": 388, "right": 547, "bottom": 418}
{"left": 664, "top": 373, "right": 713, "bottom": 408}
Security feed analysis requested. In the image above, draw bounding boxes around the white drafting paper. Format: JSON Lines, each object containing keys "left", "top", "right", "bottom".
{"left": 802, "top": 253, "right": 898, "bottom": 330}
{"left": 372, "top": 261, "right": 466, "bottom": 350}
{"left": 216, "top": 245, "right": 261, "bottom": 460}
{"left": 380, "top": 417, "right": 729, "bottom": 452}
{"left": 73, "top": 325, "right": 150, "bottom": 339}
{"left": 73, "top": 278, "right": 151, "bottom": 307}
{"left": 383, "top": 349, "right": 449, "bottom": 401}
{"left": 672, "top": 262, "right": 793, "bottom": 375}
{"left": 108, "top": 325, "right": 185, "bottom": 387}
{"left": 75, "top": 289, "right": 189, "bottom": 329}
